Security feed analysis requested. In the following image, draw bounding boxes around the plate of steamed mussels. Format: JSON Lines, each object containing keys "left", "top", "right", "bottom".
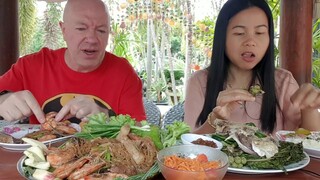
{"left": 209, "top": 119, "right": 310, "bottom": 174}
{"left": 0, "top": 112, "right": 81, "bottom": 151}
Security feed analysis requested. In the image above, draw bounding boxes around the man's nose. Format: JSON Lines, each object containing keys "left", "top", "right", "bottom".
{"left": 85, "top": 30, "right": 98, "bottom": 43}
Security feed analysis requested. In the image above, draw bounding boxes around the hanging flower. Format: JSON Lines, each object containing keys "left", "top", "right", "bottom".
{"left": 128, "top": 14, "right": 136, "bottom": 21}
{"left": 120, "top": 2, "right": 128, "bottom": 9}
{"left": 191, "top": 64, "right": 201, "bottom": 71}
{"left": 198, "top": 23, "right": 206, "bottom": 31}
{"left": 142, "top": 12, "right": 148, "bottom": 20}
{"left": 168, "top": 19, "right": 175, "bottom": 27}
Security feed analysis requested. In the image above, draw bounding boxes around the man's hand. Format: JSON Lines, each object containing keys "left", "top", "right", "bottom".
{"left": 54, "top": 95, "right": 108, "bottom": 122}
{"left": 0, "top": 90, "right": 45, "bottom": 123}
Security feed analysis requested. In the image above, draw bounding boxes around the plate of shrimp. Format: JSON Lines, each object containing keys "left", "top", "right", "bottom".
{"left": 0, "top": 112, "right": 80, "bottom": 151}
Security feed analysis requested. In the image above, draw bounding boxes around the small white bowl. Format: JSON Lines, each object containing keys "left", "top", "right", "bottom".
{"left": 181, "top": 133, "right": 223, "bottom": 150}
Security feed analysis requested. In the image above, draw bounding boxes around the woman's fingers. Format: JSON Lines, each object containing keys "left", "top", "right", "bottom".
{"left": 291, "top": 83, "right": 320, "bottom": 109}
{"left": 217, "top": 89, "right": 255, "bottom": 106}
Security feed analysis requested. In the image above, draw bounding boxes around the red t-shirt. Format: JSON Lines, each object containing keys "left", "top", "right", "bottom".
{"left": 0, "top": 48, "right": 146, "bottom": 123}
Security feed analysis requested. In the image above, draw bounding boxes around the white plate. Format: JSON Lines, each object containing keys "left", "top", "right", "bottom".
{"left": 181, "top": 133, "right": 223, "bottom": 150}
{"left": 0, "top": 124, "right": 80, "bottom": 151}
{"left": 276, "top": 130, "right": 320, "bottom": 158}
{"left": 228, "top": 152, "right": 310, "bottom": 174}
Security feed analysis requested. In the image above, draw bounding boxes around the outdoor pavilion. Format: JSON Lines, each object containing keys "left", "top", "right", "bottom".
{"left": 0, "top": 0, "right": 317, "bottom": 85}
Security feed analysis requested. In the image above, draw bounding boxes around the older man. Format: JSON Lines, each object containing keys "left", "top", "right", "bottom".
{"left": 0, "top": 0, "right": 145, "bottom": 124}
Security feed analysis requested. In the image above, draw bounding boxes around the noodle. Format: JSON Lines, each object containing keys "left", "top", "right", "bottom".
{"left": 163, "top": 154, "right": 221, "bottom": 171}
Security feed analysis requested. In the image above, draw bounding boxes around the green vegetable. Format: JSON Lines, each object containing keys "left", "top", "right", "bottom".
{"left": 132, "top": 125, "right": 163, "bottom": 150}
{"left": 24, "top": 146, "right": 46, "bottom": 162}
{"left": 245, "top": 122, "right": 256, "bottom": 127}
{"left": 245, "top": 141, "right": 305, "bottom": 171}
{"left": 254, "top": 130, "right": 267, "bottom": 138}
{"left": 249, "top": 85, "right": 265, "bottom": 97}
{"left": 76, "top": 113, "right": 164, "bottom": 150}
{"left": 211, "top": 134, "right": 236, "bottom": 146}
{"left": 161, "top": 121, "right": 191, "bottom": 148}
{"left": 87, "top": 112, "right": 108, "bottom": 125}
{"left": 116, "top": 163, "right": 160, "bottom": 180}
{"left": 22, "top": 137, "right": 48, "bottom": 152}
{"left": 25, "top": 159, "right": 50, "bottom": 170}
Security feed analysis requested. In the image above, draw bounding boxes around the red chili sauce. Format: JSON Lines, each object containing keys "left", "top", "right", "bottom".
{"left": 191, "top": 138, "right": 217, "bottom": 148}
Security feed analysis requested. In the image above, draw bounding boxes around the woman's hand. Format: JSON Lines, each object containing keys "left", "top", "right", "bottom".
{"left": 54, "top": 95, "right": 108, "bottom": 122}
{"left": 214, "top": 89, "right": 256, "bottom": 119}
{"left": 291, "top": 83, "right": 320, "bottom": 131}
{"left": 0, "top": 90, "right": 45, "bottom": 123}
{"left": 291, "top": 83, "right": 320, "bottom": 110}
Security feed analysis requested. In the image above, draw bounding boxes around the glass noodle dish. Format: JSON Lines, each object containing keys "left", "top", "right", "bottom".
{"left": 19, "top": 113, "right": 191, "bottom": 180}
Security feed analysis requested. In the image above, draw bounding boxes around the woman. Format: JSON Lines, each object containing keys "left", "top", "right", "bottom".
{"left": 184, "top": 0, "right": 320, "bottom": 134}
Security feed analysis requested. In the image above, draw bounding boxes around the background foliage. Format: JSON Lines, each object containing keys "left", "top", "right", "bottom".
{"left": 18, "top": 0, "right": 319, "bottom": 104}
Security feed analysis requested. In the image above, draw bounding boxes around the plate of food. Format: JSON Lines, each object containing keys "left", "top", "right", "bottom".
{"left": 276, "top": 129, "right": 320, "bottom": 158}
{"left": 16, "top": 113, "right": 192, "bottom": 180}
{"left": 0, "top": 112, "right": 81, "bottom": 151}
{"left": 209, "top": 119, "right": 309, "bottom": 174}
{"left": 0, "top": 123, "right": 80, "bottom": 151}
{"left": 17, "top": 136, "right": 158, "bottom": 180}
{"left": 227, "top": 152, "right": 310, "bottom": 174}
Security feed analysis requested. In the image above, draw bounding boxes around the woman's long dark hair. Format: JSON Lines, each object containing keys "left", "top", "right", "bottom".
{"left": 196, "top": 0, "right": 279, "bottom": 133}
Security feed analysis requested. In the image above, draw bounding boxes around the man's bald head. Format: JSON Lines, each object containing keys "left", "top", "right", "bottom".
{"left": 59, "top": 0, "right": 111, "bottom": 72}
{"left": 63, "top": 0, "right": 110, "bottom": 27}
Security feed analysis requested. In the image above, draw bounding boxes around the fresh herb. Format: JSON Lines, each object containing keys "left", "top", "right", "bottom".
{"left": 116, "top": 163, "right": 160, "bottom": 180}
{"left": 23, "top": 165, "right": 36, "bottom": 178}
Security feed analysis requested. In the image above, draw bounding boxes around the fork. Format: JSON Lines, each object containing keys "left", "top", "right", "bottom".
{"left": 43, "top": 121, "right": 68, "bottom": 137}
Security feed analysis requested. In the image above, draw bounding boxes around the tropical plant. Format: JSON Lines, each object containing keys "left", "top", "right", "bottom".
{"left": 312, "top": 59, "right": 320, "bottom": 88}
{"left": 42, "top": 3, "right": 64, "bottom": 49}
{"left": 28, "top": 17, "right": 45, "bottom": 53}
{"left": 150, "top": 79, "right": 167, "bottom": 103}
{"left": 22, "top": 1, "right": 65, "bottom": 54}
{"left": 109, "top": 23, "right": 135, "bottom": 63}
{"left": 312, "top": 19, "right": 320, "bottom": 88}
{"left": 19, "top": 0, "right": 37, "bottom": 56}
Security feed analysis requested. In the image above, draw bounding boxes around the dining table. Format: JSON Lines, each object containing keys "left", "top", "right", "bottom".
{"left": 1, "top": 147, "right": 320, "bottom": 180}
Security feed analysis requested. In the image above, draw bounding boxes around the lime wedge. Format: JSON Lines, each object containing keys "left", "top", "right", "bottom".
{"left": 295, "top": 128, "right": 311, "bottom": 136}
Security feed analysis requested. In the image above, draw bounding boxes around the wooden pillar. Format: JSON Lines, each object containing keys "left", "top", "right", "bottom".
{"left": 0, "top": 0, "right": 19, "bottom": 75}
{"left": 280, "top": 0, "right": 313, "bottom": 85}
